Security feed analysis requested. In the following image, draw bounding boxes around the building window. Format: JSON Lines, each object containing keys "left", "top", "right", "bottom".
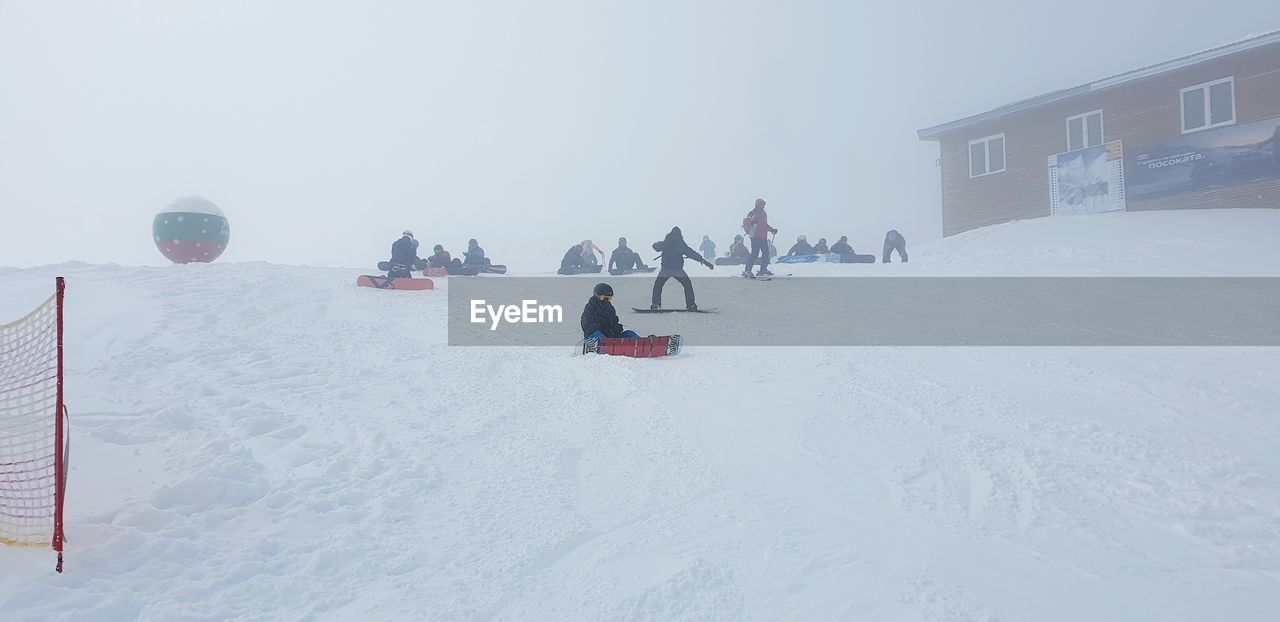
{"left": 969, "top": 133, "right": 1005, "bottom": 178}
{"left": 1181, "top": 77, "right": 1235, "bottom": 133}
{"left": 1066, "top": 110, "right": 1104, "bottom": 151}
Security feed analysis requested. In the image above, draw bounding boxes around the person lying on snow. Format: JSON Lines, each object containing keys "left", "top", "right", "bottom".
{"left": 787, "top": 235, "right": 815, "bottom": 256}
{"left": 727, "top": 235, "right": 750, "bottom": 258}
{"left": 581, "top": 283, "right": 641, "bottom": 339}
{"left": 462, "top": 239, "right": 490, "bottom": 265}
{"left": 608, "top": 237, "right": 647, "bottom": 271}
{"left": 387, "top": 230, "right": 420, "bottom": 278}
{"left": 830, "top": 236, "right": 854, "bottom": 255}
{"left": 813, "top": 238, "right": 830, "bottom": 254}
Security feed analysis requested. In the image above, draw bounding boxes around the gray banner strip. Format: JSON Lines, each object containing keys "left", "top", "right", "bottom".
{"left": 446, "top": 277, "right": 1280, "bottom": 346}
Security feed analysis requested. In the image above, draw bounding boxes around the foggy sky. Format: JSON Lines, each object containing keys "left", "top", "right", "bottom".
{"left": 2, "top": 0, "right": 1276, "bottom": 269}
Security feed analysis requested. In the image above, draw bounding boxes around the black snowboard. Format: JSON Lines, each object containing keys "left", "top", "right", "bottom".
{"left": 839, "top": 254, "right": 876, "bottom": 264}
{"left": 476, "top": 264, "right": 507, "bottom": 274}
{"left": 714, "top": 257, "right": 746, "bottom": 266}
{"left": 608, "top": 266, "right": 658, "bottom": 276}
{"left": 447, "top": 265, "right": 482, "bottom": 276}
{"left": 378, "top": 259, "right": 429, "bottom": 272}
{"left": 558, "top": 265, "right": 604, "bottom": 275}
{"left": 631, "top": 307, "right": 718, "bottom": 314}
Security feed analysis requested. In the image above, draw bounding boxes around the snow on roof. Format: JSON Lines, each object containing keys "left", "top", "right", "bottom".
{"left": 917, "top": 30, "right": 1280, "bottom": 141}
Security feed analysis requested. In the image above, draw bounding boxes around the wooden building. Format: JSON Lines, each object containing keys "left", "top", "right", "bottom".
{"left": 918, "top": 32, "right": 1280, "bottom": 236}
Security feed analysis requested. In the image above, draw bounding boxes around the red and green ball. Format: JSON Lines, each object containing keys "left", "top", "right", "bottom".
{"left": 153, "top": 197, "right": 230, "bottom": 264}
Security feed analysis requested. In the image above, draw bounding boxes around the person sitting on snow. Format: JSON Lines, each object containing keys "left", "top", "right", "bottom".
{"left": 427, "top": 244, "right": 465, "bottom": 273}
{"left": 787, "top": 235, "right": 815, "bottom": 256}
{"left": 728, "top": 235, "right": 750, "bottom": 258}
{"left": 830, "top": 235, "right": 854, "bottom": 255}
{"left": 560, "top": 244, "right": 587, "bottom": 273}
{"left": 462, "top": 239, "right": 489, "bottom": 266}
{"left": 427, "top": 244, "right": 451, "bottom": 267}
{"left": 813, "top": 238, "right": 830, "bottom": 254}
{"left": 579, "top": 239, "right": 604, "bottom": 266}
{"left": 699, "top": 235, "right": 716, "bottom": 260}
{"left": 581, "top": 283, "right": 641, "bottom": 339}
{"left": 387, "top": 230, "right": 419, "bottom": 278}
{"left": 608, "top": 237, "right": 647, "bottom": 271}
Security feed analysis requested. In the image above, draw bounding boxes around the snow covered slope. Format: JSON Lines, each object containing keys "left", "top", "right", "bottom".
{"left": 2, "top": 210, "right": 1279, "bottom": 620}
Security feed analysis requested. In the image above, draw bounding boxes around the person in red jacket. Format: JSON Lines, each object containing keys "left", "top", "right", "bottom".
{"left": 742, "top": 198, "right": 777, "bottom": 277}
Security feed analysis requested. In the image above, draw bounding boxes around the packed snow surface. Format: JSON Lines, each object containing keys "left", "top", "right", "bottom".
{"left": 2, "top": 209, "right": 1279, "bottom": 620}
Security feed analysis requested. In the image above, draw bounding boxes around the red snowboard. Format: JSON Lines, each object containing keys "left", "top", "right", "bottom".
{"left": 356, "top": 275, "right": 434, "bottom": 290}
{"left": 583, "top": 335, "right": 682, "bottom": 358}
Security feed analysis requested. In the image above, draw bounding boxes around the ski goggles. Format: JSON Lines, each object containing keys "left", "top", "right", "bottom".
{"left": 599, "top": 295, "right": 613, "bottom": 302}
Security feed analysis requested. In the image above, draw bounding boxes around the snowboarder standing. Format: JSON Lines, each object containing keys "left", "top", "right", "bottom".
{"left": 743, "top": 198, "right": 777, "bottom": 277}
{"left": 883, "top": 229, "right": 908, "bottom": 263}
{"left": 387, "top": 230, "right": 419, "bottom": 278}
{"left": 787, "top": 235, "right": 815, "bottom": 256}
{"left": 699, "top": 235, "right": 716, "bottom": 260}
{"left": 650, "top": 226, "right": 714, "bottom": 310}
{"left": 581, "top": 282, "right": 642, "bottom": 339}
{"left": 608, "top": 237, "right": 647, "bottom": 272}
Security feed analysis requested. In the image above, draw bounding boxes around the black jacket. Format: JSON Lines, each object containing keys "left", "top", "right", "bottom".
{"left": 390, "top": 236, "right": 418, "bottom": 266}
{"left": 580, "top": 296, "right": 625, "bottom": 338}
{"left": 787, "top": 241, "right": 815, "bottom": 256}
{"left": 561, "top": 245, "right": 585, "bottom": 269}
{"left": 463, "top": 244, "right": 486, "bottom": 264}
{"left": 652, "top": 227, "right": 708, "bottom": 270}
{"left": 609, "top": 247, "right": 641, "bottom": 270}
{"left": 813, "top": 242, "right": 830, "bottom": 254}
{"left": 830, "top": 241, "right": 854, "bottom": 255}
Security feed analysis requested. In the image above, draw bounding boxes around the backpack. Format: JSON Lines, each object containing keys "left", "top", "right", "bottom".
{"left": 742, "top": 215, "right": 757, "bottom": 237}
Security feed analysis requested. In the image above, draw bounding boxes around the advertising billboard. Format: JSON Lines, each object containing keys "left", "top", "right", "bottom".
{"left": 1127, "top": 117, "right": 1280, "bottom": 201}
{"left": 1048, "top": 140, "right": 1126, "bottom": 215}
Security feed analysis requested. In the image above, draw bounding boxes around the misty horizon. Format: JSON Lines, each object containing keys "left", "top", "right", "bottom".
{"left": 2, "top": 1, "right": 1276, "bottom": 269}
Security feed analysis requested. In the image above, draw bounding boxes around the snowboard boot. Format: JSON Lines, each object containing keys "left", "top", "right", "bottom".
{"left": 686, "top": 303, "right": 698, "bottom": 311}
{"left": 650, "top": 303, "right": 661, "bottom": 310}
{"left": 741, "top": 270, "right": 755, "bottom": 278}
{"left": 757, "top": 268, "right": 773, "bottom": 276}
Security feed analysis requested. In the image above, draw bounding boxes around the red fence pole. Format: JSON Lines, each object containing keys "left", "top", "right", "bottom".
{"left": 54, "top": 277, "right": 65, "bottom": 573}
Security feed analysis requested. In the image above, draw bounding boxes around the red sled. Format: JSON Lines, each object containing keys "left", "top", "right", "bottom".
{"left": 583, "top": 334, "right": 682, "bottom": 357}
{"left": 356, "top": 275, "right": 434, "bottom": 290}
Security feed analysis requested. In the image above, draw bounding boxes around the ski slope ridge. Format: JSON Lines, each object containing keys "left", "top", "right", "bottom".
{"left": 1, "top": 210, "right": 1279, "bottom": 620}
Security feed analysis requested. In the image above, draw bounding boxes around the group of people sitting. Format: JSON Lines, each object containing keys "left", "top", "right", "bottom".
{"left": 388, "top": 231, "right": 493, "bottom": 277}
{"left": 782, "top": 235, "right": 857, "bottom": 256}
{"left": 559, "top": 238, "right": 654, "bottom": 273}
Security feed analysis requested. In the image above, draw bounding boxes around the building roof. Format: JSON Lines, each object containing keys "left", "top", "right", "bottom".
{"left": 917, "top": 30, "right": 1280, "bottom": 141}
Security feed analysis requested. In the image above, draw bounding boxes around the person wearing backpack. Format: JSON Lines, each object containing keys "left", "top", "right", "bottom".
{"left": 742, "top": 198, "right": 777, "bottom": 278}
